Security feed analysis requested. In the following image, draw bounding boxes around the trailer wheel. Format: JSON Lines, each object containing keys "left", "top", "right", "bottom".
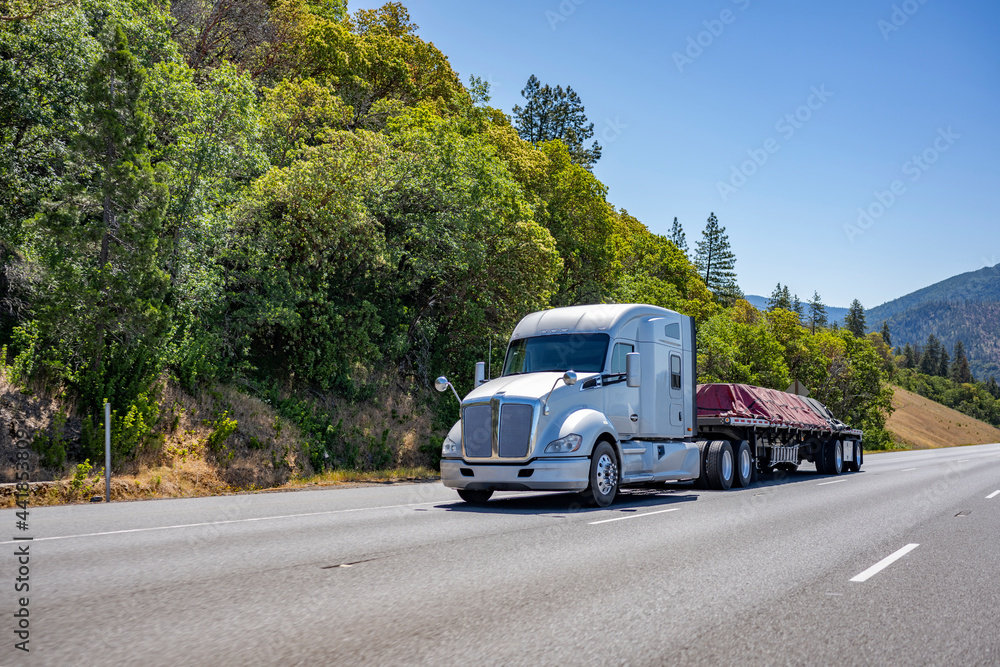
{"left": 706, "top": 440, "right": 734, "bottom": 490}
{"left": 583, "top": 442, "right": 619, "bottom": 507}
{"left": 734, "top": 440, "right": 753, "bottom": 488}
{"left": 812, "top": 438, "right": 828, "bottom": 474}
{"left": 819, "top": 439, "right": 843, "bottom": 475}
{"left": 845, "top": 441, "right": 863, "bottom": 472}
{"left": 457, "top": 489, "right": 494, "bottom": 504}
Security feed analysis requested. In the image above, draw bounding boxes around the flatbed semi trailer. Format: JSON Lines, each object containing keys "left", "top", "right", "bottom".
{"left": 436, "top": 304, "right": 863, "bottom": 506}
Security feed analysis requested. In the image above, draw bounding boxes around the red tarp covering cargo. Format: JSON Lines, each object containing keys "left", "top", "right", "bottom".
{"left": 696, "top": 383, "right": 832, "bottom": 431}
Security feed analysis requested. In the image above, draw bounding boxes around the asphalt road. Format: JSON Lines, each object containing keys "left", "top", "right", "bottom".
{"left": 3, "top": 442, "right": 1000, "bottom": 666}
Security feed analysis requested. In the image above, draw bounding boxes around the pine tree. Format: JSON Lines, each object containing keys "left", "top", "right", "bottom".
{"left": 903, "top": 342, "right": 916, "bottom": 368}
{"left": 767, "top": 283, "right": 792, "bottom": 311}
{"left": 920, "top": 334, "right": 941, "bottom": 375}
{"left": 668, "top": 217, "right": 688, "bottom": 256}
{"left": 845, "top": 299, "right": 866, "bottom": 337}
{"left": 949, "top": 340, "right": 973, "bottom": 383}
{"left": 807, "top": 291, "right": 827, "bottom": 334}
{"left": 35, "top": 25, "right": 169, "bottom": 449}
{"left": 987, "top": 376, "right": 1000, "bottom": 399}
{"left": 792, "top": 294, "right": 804, "bottom": 323}
{"left": 694, "top": 212, "right": 739, "bottom": 305}
{"left": 937, "top": 348, "right": 950, "bottom": 378}
{"left": 512, "top": 74, "right": 601, "bottom": 168}
{"left": 880, "top": 321, "right": 891, "bottom": 347}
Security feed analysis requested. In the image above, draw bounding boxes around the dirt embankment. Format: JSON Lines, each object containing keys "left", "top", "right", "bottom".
{"left": 0, "top": 373, "right": 438, "bottom": 507}
{"left": 886, "top": 385, "right": 1000, "bottom": 449}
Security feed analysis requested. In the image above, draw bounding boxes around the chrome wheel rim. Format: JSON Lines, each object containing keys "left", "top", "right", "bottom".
{"left": 740, "top": 448, "right": 751, "bottom": 480}
{"left": 835, "top": 442, "right": 842, "bottom": 471}
{"left": 722, "top": 449, "right": 733, "bottom": 482}
{"left": 596, "top": 453, "right": 617, "bottom": 495}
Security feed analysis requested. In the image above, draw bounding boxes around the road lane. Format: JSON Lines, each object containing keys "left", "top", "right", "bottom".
{"left": 2, "top": 442, "right": 999, "bottom": 665}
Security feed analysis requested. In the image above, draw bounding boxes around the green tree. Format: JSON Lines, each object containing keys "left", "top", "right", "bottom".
{"left": 949, "top": 340, "right": 973, "bottom": 384}
{"left": 296, "top": 3, "right": 466, "bottom": 129}
{"left": 696, "top": 311, "right": 790, "bottom": 389}
{"left": 512, "top": 74, "right": 601, "bottom": 169}
{"left": 767, "top": 283, "right": 792, "bottom": 311}
{"left": 937, "top": 347, "right": 950, "bottom": 378}
{"left": 30, "top": 24, "right": 169, "bottom": 455}
{"left": 845, "top": 299, "right": 866, "bottom": 337}
{"left": 920, "top": 333, "right": 941, "bottom": 375}
{"left": 668, "top": 217, "right": 687, "bottom": 256}
{"left": 902, "top": 342, "right": 916, "bottom": 368}
{"left": 880, "top": 320, "right": 891, "bottom": 346}
{"left": 987, "top": 376, "right": 1000, "bottom": 398}
{"left": 792, "top": 293, "right": 804, "bottom": 322}
{"left": 694, "top": 213, "right": 739, "bottom": 306}
{"left": 610, "top": 210, "right": 716, "bottom": 321}
{"left": 807, "top": 291, "right": 827, "bottom": 334}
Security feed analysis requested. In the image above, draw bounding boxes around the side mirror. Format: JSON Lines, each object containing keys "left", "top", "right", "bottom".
{"left": 626, "top": 352, "right": 641, "bottom": 388}
{"left": 435, "top": 376, "right": 462, "bottom": 405}
{"left": 475, "top": 361, "right": 486, "bottom": 387}
{"left": 543, "top": 370, "right": 577, "bottom": 415}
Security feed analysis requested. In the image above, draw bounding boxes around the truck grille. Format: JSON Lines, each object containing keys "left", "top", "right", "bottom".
{"left": 462, "top": 402, "right": 534, "bottom": 459}
{"left": 463, "top": 405, "right": 493, "bottom": 458}
{"left": 499, "top": 404, "right": 532, "bottom": 457}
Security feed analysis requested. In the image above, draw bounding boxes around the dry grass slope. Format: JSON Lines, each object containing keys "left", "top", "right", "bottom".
{"left": 887, "top": 385, "right": 1000, "bottom": 449}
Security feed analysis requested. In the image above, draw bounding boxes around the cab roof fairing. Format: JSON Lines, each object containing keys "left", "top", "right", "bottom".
{"left": 509, "top": 304, "right": 683, "bottom": 342}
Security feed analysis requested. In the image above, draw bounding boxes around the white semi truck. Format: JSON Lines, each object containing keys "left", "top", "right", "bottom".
{"left": 436, "top": 304, "right": 863, "bottom": 506}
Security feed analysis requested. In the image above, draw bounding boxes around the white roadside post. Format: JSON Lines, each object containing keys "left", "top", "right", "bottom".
{"left": 105, "top": 401, "right": 111, "bottom": 502}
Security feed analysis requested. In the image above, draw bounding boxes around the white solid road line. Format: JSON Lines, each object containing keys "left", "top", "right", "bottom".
{"left": 987, "top": 490, "right": 1000, "bottom": 499}
{"left": 0, "top": 499, "right": 458, "bottom": 545}
{"left": 589, "top": 508, "right": 680, "bottom": 525}
{"left": 958, "top": 459, "right": 971, "bottom": 463}
{"left": 851, "top": 544, "right": 920, "bottom": 582}
{"left": 902, "top": 468, "right": 917, "bottom": 472}
{"left": 818, "top": 479, "right": 847, "bottom": 486}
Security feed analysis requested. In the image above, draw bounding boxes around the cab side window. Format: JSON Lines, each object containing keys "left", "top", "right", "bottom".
{"left": 670, "top": 354, "right": 682, "bottom": 390}
{"left": 610, "top": 342, "right": 634, "bottom": 374}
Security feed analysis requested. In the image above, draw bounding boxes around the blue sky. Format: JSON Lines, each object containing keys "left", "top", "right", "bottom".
{"left": 350, "top": 0, "right": 1000, "bottom": 308}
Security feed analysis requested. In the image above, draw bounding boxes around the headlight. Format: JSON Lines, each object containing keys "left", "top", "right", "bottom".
{"left": 544, "top": 433, "right": 583, "bottom": 453}
{"left": 442, "top": 438, "right": 460, "bottom": 456}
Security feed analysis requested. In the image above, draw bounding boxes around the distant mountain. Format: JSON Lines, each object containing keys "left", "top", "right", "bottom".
{"left": 744, "top": 294, "right": 848, "bottom": 325}
{"left": 867, "top": 264, "right": 1000, "bottom": 381}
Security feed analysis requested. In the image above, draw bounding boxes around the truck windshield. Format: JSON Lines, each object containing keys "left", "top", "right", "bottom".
{"left": 502, "top": 333, "right": 610, "bottom": 375}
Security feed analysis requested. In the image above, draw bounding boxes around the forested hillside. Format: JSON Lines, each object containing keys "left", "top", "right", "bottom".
{"left": 868, "top": 264, "right": 1000, "bottom": 380}
{"left": 0, "top": 0, "right": 898, "bottom": 487}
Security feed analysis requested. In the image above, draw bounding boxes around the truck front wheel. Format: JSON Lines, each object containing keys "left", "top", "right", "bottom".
{"left": 458, "top": 489, "right": 494, "bottom": 504}
{"left": 584, "top": 442, "right": 619, "bottom": 507}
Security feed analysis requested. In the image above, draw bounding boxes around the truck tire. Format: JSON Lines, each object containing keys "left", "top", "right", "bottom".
{"left": 457, "top": 489, "right": 494, "bottom": 504}
{"left": 583, "top": 442, "right": 619, "bottom": 507}
{"left": 706, "top": 440, "right": 734, "bottom": 490}
{"left": 845, "top": 441, "right": 863, "bottom": 472}
{"left": 819, "top": 439, "right": 843, "bottom": 475}
{"left": 811, "top": 438, "right": 827, "bottom": 474}
{"left": 734, "top": 440, "right": 753, "bottom": 488}
{"left": 694, "top": 440, "right": 711, "bottom": 489}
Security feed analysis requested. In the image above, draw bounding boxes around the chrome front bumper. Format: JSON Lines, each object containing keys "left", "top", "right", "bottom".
{"left": 440, "top": 457, "right": 591, "bottom": 492}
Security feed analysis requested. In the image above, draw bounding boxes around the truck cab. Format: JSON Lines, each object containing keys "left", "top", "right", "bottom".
{"left": 438, "top": 304, "right": 702, "bottom": 506}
